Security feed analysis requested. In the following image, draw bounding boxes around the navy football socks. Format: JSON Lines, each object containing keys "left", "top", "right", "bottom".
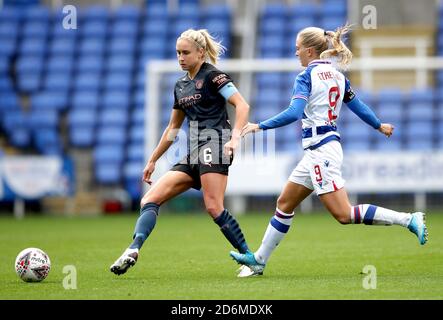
{"left": 214, "top": 209, "right": 249, "bottom": 254}
{"left": 129, "top": 202, "right": 160, "bottom": 250}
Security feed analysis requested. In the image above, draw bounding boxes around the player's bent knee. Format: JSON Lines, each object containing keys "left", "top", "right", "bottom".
{"left": 276, "top": 197, "right": 294, "bottom": 214}
{"left": 334, "top": 214, "right": 351, "bottom": 225}
{"left": 205, "top": 205, "right": 222, "bottom": 218}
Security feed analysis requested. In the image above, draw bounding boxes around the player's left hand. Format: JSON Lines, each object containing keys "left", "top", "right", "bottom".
{"left": 241, "top": 122, "right": 261, "bottom": 137}
{"left": 224, "top": 138, "right": 239, "bottom": 157}
{"left": 378, "top": 123, "right": 394, "bottom": 137}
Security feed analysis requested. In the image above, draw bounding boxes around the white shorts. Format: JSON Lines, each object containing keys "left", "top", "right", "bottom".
{"left": 288, "top": 140, "right": 345, "bottom": 195}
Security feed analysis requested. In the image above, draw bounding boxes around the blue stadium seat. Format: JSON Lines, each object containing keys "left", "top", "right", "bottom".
{"left": 69, "top": 126, "right": 95, "bottom": 147}
{"left": 261, "top": 16, "right": 286, "bottom": 35}
{"left": 341, "top": 122, "right": 372, "bottom": 140}
{"left": 437, "top": 104, "right": 443, "bottom": 120}
{"left": 254, "top": 88, "right": 281, "bottom": 109}
{"left": 127, "top": 143, "right": 144, "bottom": 162}
{"left": 19, "top": 38, "right": 47, "bottom": 55}
{"left": 95, "top": 162, "right": 122, "bottom": 184}
{"left": 22, "top": 21, "right": 49, "bottom": 38}
{"left": 71, "top": 90, "right": 100, "bottom": 109}
{"left": 31, "top": 91, "right": 68, "bottom": 111}
{"left": 51, "top": 22, "right": 79, "bottom": 39}
{"left": 139, "top": 36, "right": 167, "bottom": 58}
{"left": 81, "top": 5, "right": 109, "bottom": 21}
{"left": 258, "top": 35, "right": 285, "bottom": 56}
{"left": 109, "top": 37, "right": 136, "bottom": 54}
{"left": 0, "top": 21, "right": 19, "bottom": 40}
{"left": 134, "top": 90, "right": 146, "bottom": 109}
{"left": 256, "top": 73, "right": 284, "bottom": 90}
{"left": 377, "top": 88, "right": 404, "bottom": 103}
{"left": 403, "top": 121, "right": 433, "bottom": 150}
{"left": 94, "top": 144, "right": 125, "bottom": 163}
{"left": 172, "top": 18, "right": 201, "bottom": 38}
{"left": 131, "top": 106, "right": 146, "bottom": 125}
{"left": 104, "top": 72, "right": 132, "bottom": 91}
{"left": 261, "top": 3, "right": 288, "bottom": 19}
{"left": 47, "top": 55, "right": 74, "bottom": 73}
{"left": 0, "top": 38, "right": 16, "bottom": 56}
{"left": 68, "top": 108, "right": 97, "bottom": 127}
{"left": 406, "top": 102, "right": 434, "bottom": 121}
{"left": 0, "top": 77, "right": 13, "bottom": 93}
{"left": 142, "top": 18, "right": 169, "bottom": 37}
{"left": 96, "top": 126, "right": 127, "bottom": 145}
{"left": 179, "top": 3, "right": 200, "bottom": 19}
{"left": 9, "top": 128, "right": 31, "bottom": 148}
{"left": 319, "top": 17, "right": 347, "bottom": 32}
{"left": 17, "top": 55, "right": 44, "bottom": 74}
{"left": 2, "top": 111, "right": 27, "bottom": 133}
{"left": 79, "top": 38, "right": 106, "bottom": 55}
{"left": 123, "top": 161, "right": 144, "bottom": 180}
{"left": 106, "top": 55, "right": 134, "bottom": 72}
{"left": 82, "top": 21, "right": 108, "bottom": 38}
{"left": 34, "top": 129, "right": 63, "bottom": 155}
{"left": 74, "top": 73, "right": 102, "bottom": 91}
{"left": 407, "top": 88, "right": 435, "bottom": 103}
{"left": 145, "top": 3, "right": 168, "bottom": 19}
{"left": 29, "top": 109, "right": 59, "bottom": 129}
{"left": 49, "top": 38, "right": 76, "bottom": 55}
{"left": 290, "top": 4, "right": 318, "bottom": 18}
{"left": 98, "top": 108, "right": 129, "bottom": 127}
{"left": 77, "top": 55, "right": 104, "bottom": 73}
{"left": 203, "top": 4, "right": 231, "bottom": 20}
{"left": 101, "top": 90, "right": 131, "bottom": 109}
{"left": 113, "top": 4, "right": 141, "bottom": 21}
{"left": 23, "top": 6, "right": 50, "bottom": 22}
{"left": 377, "top": 102, "right": 403, "bottom": 123}
{"left": 44, "top": 72, "right": 72, "bottom": 91}
{"left": 436, "top": 122, "right": 443, "bottom": 139}
{"left": 321, "top": 0, "right": 347, "bottom": 18}
{"left": 0, "top": 92, "right": 20, "bottom": 112}
{"left": 0, "top": 6, "right": 22, "bottom": 22}
{"left": 111, "top": 20, "right": 139, "bottom": 37}
{"left": 129, "top": 124, "right": 145, "bottom": 143}
{"left": 17, "top": 74, "right": 41, "bottom": 93}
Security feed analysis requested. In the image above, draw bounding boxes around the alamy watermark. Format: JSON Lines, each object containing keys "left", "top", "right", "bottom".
{"left": 62, "top": 265, "right": 77, "bottom": 289}
{"left": 362, "top": 265, "right": 377, "bottom": 289}
{"left": 62, "top": 5, "right": 77, "bottom": 30}
{"left": 362, "top": 5, "right": 377, "bottom": 29}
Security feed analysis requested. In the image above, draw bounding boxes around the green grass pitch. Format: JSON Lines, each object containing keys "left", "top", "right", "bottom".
{"left": 0, "top": 211, "right": 442, "bottom": 300}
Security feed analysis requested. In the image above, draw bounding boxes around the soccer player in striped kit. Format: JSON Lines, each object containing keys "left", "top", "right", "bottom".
{"left": 230, "top": 25, "right": 428, "bottom": 277}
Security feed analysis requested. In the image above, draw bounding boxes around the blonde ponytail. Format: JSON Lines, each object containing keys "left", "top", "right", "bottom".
{"left": 178, "top": 29, "right": 226, "bottom": 64}
{"left": 320, "top": 23, "right": 353, "bottom": 69}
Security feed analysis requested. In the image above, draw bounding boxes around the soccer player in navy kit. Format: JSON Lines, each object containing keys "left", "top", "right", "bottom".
{"left": 230, "top": 25, "right": 429, "bottom": 277}
{"left": 110, "top": 29, "right": 253, "bottom": 275}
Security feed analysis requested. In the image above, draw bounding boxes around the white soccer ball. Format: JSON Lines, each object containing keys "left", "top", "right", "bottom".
{"left": 15, "top": 248, "right": 51, "bottom": 282}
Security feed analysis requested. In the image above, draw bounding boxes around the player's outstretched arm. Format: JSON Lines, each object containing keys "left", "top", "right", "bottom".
{"left": 142, "top": 109, "right": 185, "bottom": 184}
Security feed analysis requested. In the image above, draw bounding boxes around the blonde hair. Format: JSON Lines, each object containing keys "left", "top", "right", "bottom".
{"left": 298, "top": 24, "right": 353, "bottom": 69}
{"left": 178, "top": 29, "right": 226, "bottom": 64}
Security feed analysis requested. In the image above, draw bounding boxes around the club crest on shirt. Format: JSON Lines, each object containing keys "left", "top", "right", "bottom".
{"left": 195, "top": 80, "right": 204, "bottom": 89}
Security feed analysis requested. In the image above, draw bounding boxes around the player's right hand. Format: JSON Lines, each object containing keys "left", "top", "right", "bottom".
{"left": 378, "top": 123, "right": 394, "bottom": 137}
{"left": 142, "top": 161, "right": 155, "bottom": 185}
{"left": 241, "top": 122, "right": 261, "bottom": 137}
